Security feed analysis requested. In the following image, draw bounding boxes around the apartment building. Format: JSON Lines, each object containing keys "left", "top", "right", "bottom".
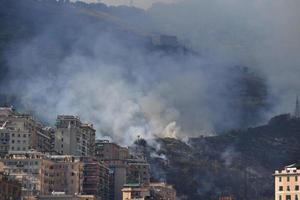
{"left": 0, "top": 107, "right": 52, "bottom": 156}
{"left": 126, "top": 158, "right": 150, "bottom": 186}
{"left": 49, "top": 155, "right": 83, "bottom": 195}
{"left": 95, "top": 140, "right": 132, "bottom": 200}
{"left": 95, "top": 140, "right": 129, "bottom": 162}
{"left": 80, "top": 156, "right": 110, "bottom": 200}
{"left": 274, "top": 163, "right": 300, "bottom": 200}
{"left": 0, "top": 151, "right": 55, "bottom": 197}
{"left": 55, "top": 115, "right": 95, "bottom": 156}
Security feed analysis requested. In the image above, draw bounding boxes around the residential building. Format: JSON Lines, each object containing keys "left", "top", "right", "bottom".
{"left": 95, "top": 140, "right": 131, "bottom": 200}
{"left": 0, "top": 107, "right": 52, "bottom": 156}
{"left": 95, "top": 140, "right": 129, "bottom": 162}
{"left": 126, "top": 158, "right": 150, "bottom": 186}
{"left": 55, "top": 115, "right": 95, "bottom": 156}
{"left": 274, "top": 163, "right": 300, "bottom": 200}
{"left": 149, "top": 182, "right": 176, "bottom": 200}
{"left": 49, "top": 155, "right": 83, "bottom": 195}
{"left": 80, "top": 156, "right": 110, "bottom": 200}
{"left": 121, "top": 183, "right": 150, "bottom": 200}
{"left": 0, "top": 151, "right": 55, "bottom": 197}
{"left": 0, "top": 171, "right": 22, "bottom": 200}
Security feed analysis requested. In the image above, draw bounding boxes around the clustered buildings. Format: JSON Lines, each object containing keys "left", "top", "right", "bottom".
{"left": 0, "top": 107, "right": 176, "bottom": 200}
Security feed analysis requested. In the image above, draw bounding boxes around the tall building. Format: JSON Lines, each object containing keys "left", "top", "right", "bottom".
{"left": 0, "top": 151, "right": 55, "bottom": 197}
{"left": 274, "top": 163, "right": 300, "bottom": 200}
{"left": 0, "top": 107, "right": 52, "bottom": 156}
{"left": 49, "top": 155, "right": 83, "bottom": 195}
{"left": 55, "top": 115, "right": 95, "bottom": 156}
{"left": 95, "top": 140, "right": 129, "bottom": 200}
{"left": 126, "top": 158, "right": 150, "bottom": 186}
{"left": 80, "top": 157, "right": 110, "bottom": 200}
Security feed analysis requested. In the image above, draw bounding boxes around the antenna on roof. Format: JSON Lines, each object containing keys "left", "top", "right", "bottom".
{"left": 294, "top": 96, "right": 300, "bottom": 119}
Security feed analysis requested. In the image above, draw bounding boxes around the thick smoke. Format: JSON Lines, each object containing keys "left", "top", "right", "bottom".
{"left": 147, "top": 0, "right": 300, "bottom": 117}
{"left": 2, "top": 0, "right": 297, "bottom": 145}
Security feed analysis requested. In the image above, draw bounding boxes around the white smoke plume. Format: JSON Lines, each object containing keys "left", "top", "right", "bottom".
{"left": 2, "top": 0, "right": 298, "bottom": 145}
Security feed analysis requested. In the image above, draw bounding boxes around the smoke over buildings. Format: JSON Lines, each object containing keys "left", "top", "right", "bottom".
{"left": 0, "top": 0, "right": 298, "bottom": 145}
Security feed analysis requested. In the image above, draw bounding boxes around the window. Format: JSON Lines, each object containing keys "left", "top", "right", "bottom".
{"left": 287, "top": 186, "right": 290, "bottom": 191}
{"left": 296, "top": 176, "right": 299, "bottom": 182}
{"left": 12, "top": 133, "right": 15, "bottom": 137}
{"left": 23, "top": 134, "right": 26, "bottom": 138}
{"left": 279, "top": 177, "right": 282, "bottom": 182}
{"left": 286, "top": 195, "right": 291, "bottom": 200}
{"left": 296, "top": 195, "right": 299, "bottom": 200}
{"left": 295, "top": 185, "right": 299, "bottom": 191}
{"left": 279, "top": 186, "right": 283, "bottom": 191}
{"left": 17, "top": 134, "right": 20, "bottom": 137}
{"left": 287, "top": 176, "right": 290, "bottom": 182}
{"left": 279, "top": 195, "right": 282, "bottom": 200}
{"left": 11, "top": 140, "right": 15, "bottom": 144}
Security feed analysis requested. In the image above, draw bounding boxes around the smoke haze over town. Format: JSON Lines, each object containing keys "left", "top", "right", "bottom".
{"left": 0, "top": 0, "right": 300, "bottom": 145}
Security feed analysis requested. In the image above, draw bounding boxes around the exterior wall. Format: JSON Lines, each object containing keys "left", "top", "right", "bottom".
{"left": 275, "top": 165, "right": 300, "bottom": 200}
{"left": 112, "top": 165, "right": 127, "bottom": 200}
{"left": 55, "top": 116, "right": 95, "bottom": 157}
{"left": 0, "top": 153, "right": 55, "bottom": 196}
{"left": 126, "top": 159, "right": 150, "bottom": 186}
{"left": 80, "top": 157, "right": 110, "bottom": 200}
{"left": 50, "top": 155, "right": 83, "bottom": 195}
{"left": 0, "top": 107, "right": 51, "bottom": 155}
{"left": 0, "top": 172, "right": 22, "bottom": 200}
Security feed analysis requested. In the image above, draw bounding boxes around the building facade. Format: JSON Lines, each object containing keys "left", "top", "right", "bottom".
{"left": 55, "top": 116, "right": 95, "bottom": 156}
{"left": 0, "top": 152, "right": 54, "bottom": 197}
{"left": 126, "top": 158, "right": 150, "bottom": 186}
{"left": 0, "top": 107, "right": 52, "bottom": 156}
{"left": 80, "top": 156, "right": 110, "bottom": 200}
{"left": 0, "top": 171, "right": 22, "bottom": 200}
{"left": 49, "top": 155, "right": 83, "bottom": 195}
{"left": 274, "top": 163, "right": 300, "bottom": 200}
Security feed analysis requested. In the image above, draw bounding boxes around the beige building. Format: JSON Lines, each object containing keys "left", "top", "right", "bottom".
{"left": 122, "top": 183, "right": 150, "bottom": 200}
{"left": 55, "top": 115, "right": 95, "bottom": 156}
{"left": 0, "top": 107, "right": 52, "bottom": 156}
{"left": 0, "top": 151, "right": 55, "bottom": 196}
{"left": 274, "top": 163, "right": 300, "bottom": 200}
{"left": 49, "top": 155, "right": 83, "bottom": 195}
{"left": 0, "top": 152, "right": 84, "bottom": 198}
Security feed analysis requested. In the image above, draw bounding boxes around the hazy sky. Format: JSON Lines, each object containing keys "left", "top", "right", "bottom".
{"left": 79, "top": 0, "right": 183, "bottom": 9}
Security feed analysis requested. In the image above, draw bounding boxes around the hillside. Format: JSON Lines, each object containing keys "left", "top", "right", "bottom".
{"left": 146, "top": 114, "right": 300, "bottom": 200}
